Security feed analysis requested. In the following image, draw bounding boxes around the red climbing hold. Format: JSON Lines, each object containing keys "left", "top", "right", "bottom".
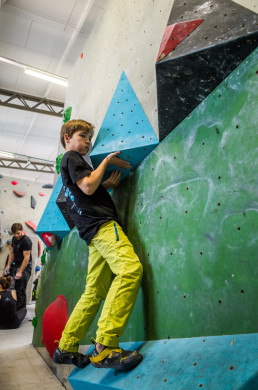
{"left": 80, "top": 52, "right": 83, "bottom": 59}
{"left": 39, "top": 192, "right": 45, "bottom": 197}
{"left": 41, "top": 232, "right": 59, "bottom": 248}
{"left": 11, "top": 181, "right": 18, "bottom": 185}
{"left": 157, "top": 19, "right": 204, "bottom": 62}
{"left": 42, "top": 295, "right": 68, "bottom": 358}
{"left": 25, "top": 221, "right": 37, "bottom": 232}
{"left": 13, "top": 190, "right": 26, "bottom": 197}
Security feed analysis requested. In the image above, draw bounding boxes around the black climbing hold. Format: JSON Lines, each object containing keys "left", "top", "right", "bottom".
{"left": 31, "top": 196, "right": 37, "bottom": 209}
{"left": 42, "top": 183, "right": 54, "bottom": 189}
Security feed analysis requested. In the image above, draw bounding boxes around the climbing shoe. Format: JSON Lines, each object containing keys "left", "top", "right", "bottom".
{"left": 89, "top": 338, "right": 143, "bottom": 371}
{"left": 53, "top": 347, "right": 91, "bottom": 368}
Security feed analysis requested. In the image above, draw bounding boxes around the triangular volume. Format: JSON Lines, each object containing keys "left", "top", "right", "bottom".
{"left": 164, "top": 0, "right": 258, "bottom": 61}
{"left": 36, "top": 175, "right": 70, "bottom": 248}
{"left": 156, "top": 0, "right": 258, "bottom": 141}
{"left": 90, "top": 71, "right": 158, "bottom": 182}
{"left": 157, "top": 19, "right": 204, "bottom": 62}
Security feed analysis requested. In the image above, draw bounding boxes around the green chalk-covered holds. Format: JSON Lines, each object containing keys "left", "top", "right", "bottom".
{"left": 56, "top": 153, "right": 64, "bottom": 174}
{"left": 32, "top": 316, "right": 38, "bottom": 328}
{"left": 63, "top": 106, "right": 72, "bottom": 123}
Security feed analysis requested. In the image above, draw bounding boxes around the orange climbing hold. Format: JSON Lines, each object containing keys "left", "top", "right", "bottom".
{"left": 156, "top": 19, "right": 204, "bottom": 62}
{"left": 25, "top": 221, "right": 37, "bottom": 232}
{"left": 38, "top": 239, "right": 42, "bottom": 257}
{"left": 13, "top": 190, "right": 26, "bottom": 197}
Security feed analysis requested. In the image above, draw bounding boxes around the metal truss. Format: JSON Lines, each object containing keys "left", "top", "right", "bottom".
{"left": 0, "top": 88, "right": 64, "bottom": 117}
{"left": 0, "top": 157, "right": 55, "bottom": 174}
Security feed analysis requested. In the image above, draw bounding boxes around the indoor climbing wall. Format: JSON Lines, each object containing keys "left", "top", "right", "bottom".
{"left": 33, "top": 49, "right": 258, "bottom": 348}
{"left": 112, "top": 48, "right": 258, "bottom": 339}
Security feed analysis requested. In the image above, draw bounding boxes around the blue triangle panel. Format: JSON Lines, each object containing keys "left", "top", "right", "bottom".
{"left": 36, "top": 175, "right": 70, "bottom": 247}
{"left": 90, "top": 71, "right": 158, "bottom": 179}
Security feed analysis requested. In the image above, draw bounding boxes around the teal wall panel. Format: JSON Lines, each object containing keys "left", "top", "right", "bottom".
{"left": 36, "top": 175, "right": 70, "bottom": 247}
{"left": 90, "top": 71, "right": 159, "bottom": 183}
{"left": 33, "top": 49, "right": 258, "bottom": 347}
{"left": 69, "top": 334, "right": 258, "bottom": 390}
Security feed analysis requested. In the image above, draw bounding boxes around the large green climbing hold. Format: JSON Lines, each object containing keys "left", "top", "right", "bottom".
{"left": 63, "top": 106, "right": 72, "bottom": 123}
{"left": 56, "top": 153, "right": 63, "bottom": 174}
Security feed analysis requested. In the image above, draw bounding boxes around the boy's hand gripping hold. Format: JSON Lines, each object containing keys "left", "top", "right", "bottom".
{"left": 105, "top": 151, "right": 132, "bottom": 170}
{"left": 102, "top": 170, "right": 122, "bottom": 190}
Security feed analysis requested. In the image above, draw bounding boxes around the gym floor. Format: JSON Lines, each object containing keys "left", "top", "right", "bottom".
{"left": 0, "top": 303, "right": 64, "bottom": 390}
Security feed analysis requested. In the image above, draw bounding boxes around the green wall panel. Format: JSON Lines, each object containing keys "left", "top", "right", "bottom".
{"left": 33, "top": 49, "right": 258, "bottom": 347}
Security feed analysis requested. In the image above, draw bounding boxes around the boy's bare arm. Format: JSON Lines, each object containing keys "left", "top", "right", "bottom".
{"left": 76, "top": 151, "right": 131, "bottom": 195}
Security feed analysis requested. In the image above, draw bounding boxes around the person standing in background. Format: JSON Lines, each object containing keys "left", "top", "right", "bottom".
{"left": 2, "top": 223, "right": 32, "bottom": 311}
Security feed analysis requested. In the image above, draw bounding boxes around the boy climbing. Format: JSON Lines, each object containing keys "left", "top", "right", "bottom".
{"left": 53, "top": 119, "right": 143, "bottom": 371}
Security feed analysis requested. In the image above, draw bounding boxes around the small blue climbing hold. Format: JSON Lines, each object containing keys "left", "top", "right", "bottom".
{"left": 35, "top": 266, "right": 41, "bottom": 272}
{"left": 0, "top": 174, "right": 3, "bottom": 178}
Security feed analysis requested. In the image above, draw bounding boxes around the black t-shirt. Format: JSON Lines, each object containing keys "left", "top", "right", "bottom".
{"left": 0, "top": 290, "right": 19, "bottom": 329}
{"left": 12, "top": 235, "right": 32, "bottom": 272}
{"left": 60, "top": 150, "right": 121, "bottom": 245}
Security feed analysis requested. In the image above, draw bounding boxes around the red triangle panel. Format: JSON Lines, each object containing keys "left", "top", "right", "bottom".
{"left": 157, "top": 19, "right": 204, "bottom": 62}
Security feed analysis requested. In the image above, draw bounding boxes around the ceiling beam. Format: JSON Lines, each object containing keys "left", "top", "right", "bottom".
{"left": 0, "top": 88, "right": 64, "bottom": 117}
{"left": 0, "top": 157, "right": 55, "bottom": 174}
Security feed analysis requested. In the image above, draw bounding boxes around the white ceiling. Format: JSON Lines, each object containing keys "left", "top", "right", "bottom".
{"left": 0, "top": 0, "right": 107, "bottom": 183}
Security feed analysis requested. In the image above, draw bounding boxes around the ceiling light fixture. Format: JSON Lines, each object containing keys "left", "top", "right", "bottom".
{"left": 25, "top": 67, "right": 68, "bottom": 87}
{"left": 0, "top": 56, "right": 68, "bottom": 87}
{"left": 0, "top": 150, "right": 55, "bottom": 163}
{"left": 0, "top": 56, "right": 26, "bottom": 69}
{"left": 0, "top": 150, "right": 15, "bottom": 158}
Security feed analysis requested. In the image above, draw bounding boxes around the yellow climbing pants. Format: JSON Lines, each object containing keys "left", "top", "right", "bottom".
{"left": 59, "top": 221, "right": 143, "bottom": 352}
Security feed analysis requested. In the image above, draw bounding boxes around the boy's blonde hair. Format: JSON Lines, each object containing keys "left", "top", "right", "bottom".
{"left": 60, "top": 119, "right": 95, "bottom": 149}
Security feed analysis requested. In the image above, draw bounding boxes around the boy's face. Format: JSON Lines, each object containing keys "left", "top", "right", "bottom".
{"left": 65, "top": 130, "right": 92, "bottom": 155}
